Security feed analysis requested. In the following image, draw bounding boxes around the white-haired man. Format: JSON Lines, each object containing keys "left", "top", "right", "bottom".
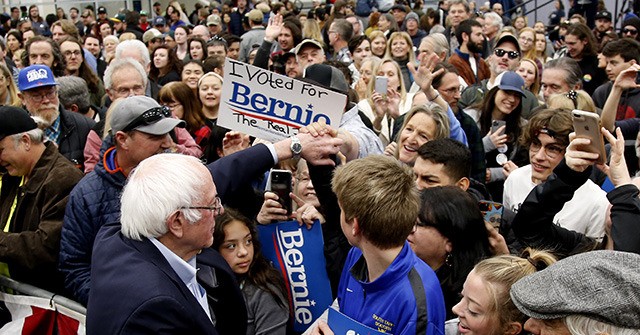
{"left": 87, "top": 153, "right": 220, "bottom": 334}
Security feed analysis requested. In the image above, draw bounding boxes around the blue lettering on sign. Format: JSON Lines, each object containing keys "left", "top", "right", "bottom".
{"left": 228, "top": 82, "right": 332, "bottom": 127}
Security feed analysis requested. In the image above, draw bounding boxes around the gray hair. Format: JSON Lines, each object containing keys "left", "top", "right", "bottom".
{"left": 103, "top": 58, "right": 148, "bottom": 90}
{"left": 422, "top": 33, "right": 450, "bottom": 59}
{"left": 483, "top": 12, "right": 504, "bottom": 30}
{"left": 544, "top": 57, "right": 583, "bottom": 89}
{"left": 115, "top": 39, "right": 151, "bottom": 66}
{"left": 331, "top": 19, "right": 353, "bottom": 42}
{"left": 120, "top": 154, "right": 206, "bottom": 241}
{"left": 565, "top": 315, "right": 639, "bottom": 335}
{"left": 56, "top": 76, "right": 91, "bottom": 112}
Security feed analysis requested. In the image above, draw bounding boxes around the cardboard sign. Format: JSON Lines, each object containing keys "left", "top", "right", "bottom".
{"left": 219, "top": 58, "right": 346, "bottom": 142}
{"left": 327, "top": 307, "right": 390, "bottom": 335}
{"left": 258, "top": 220, "right": 333, "bottom": 333}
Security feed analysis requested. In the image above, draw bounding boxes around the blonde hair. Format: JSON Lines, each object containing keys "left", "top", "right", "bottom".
{"left": 302, "top": 19, "right": 323, "bottom": 45}
{"left": 367, "top": 59, "right": 407, "bottom": 106}
{"left": 473, "top": 248, "right": 557, "bottom": 332}
{"left": 385, "top": 31, "right": 416, "bottom": 64}
{"left": 547, "top": 90, "right": 596, "bottom": 113}
{"left": 519, "top": 27, "right": 537, "bottom": 60}
{"left": 0, "top": 63, "right": 21, "bottom": 107}
{"left": 519, "top": 58, "right": 540, "bottom": 96}
{"left": 118, "top": 32, "right": 137, "bottom": 42}
{"left": 393, "top": 103, "right": 450, "bottom": 159}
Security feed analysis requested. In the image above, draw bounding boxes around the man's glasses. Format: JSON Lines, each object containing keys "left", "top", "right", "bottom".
{"left": 181, "top": 196, "right": 223, "bottom": 217}
{"left": 623, "top": 28, "right": 638, "bottom": 35}
{"left": 122, "top": 106, "right": 171, "bottom": 132}
{"left": 114, "top": 84, "right": 145, "bottom": 97}
{"left": 494, "top": 48, "right": 520, "bottom": 59}
{"left": 26, "top": 88, "right": 56, "bottom": 103}
{"left": 63, "top": 50, "right": 82, "bottom": 57}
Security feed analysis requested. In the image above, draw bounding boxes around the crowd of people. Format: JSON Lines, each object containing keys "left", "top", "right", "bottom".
{"left": 0, "top": 0, "right": 639, "bottom": 334}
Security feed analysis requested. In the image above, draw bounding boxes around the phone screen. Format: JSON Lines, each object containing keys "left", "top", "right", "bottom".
{"left": 375, "top": 76, "right": 388, "bottom": 94}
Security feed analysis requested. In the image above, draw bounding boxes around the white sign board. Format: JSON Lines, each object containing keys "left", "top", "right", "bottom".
{"left": 219, "top": 58, "right": 346, "bottom": 142}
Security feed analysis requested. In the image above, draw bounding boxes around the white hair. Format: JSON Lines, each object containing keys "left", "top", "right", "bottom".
{"left": 103, "top": 35, "right": 119, "bottom": 46}
{"left": 565, "top": 315, "right": 639, "bottom": 335}
{"left": 120, "top": 154, "right": 207, "bottom": 241}
{"left": 484, "top": 12, "right": 504, "bottom": 30}
{"left": 103, "top": 57, "right": 148, "bottom": 90}
{"left": 115, "top": 39, "right": 151, "bottom": 66}
{"left": 11, "top": 115, "right": 47, "bottom": 145}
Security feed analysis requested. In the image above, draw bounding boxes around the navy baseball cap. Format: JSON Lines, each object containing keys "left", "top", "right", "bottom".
{"left": 496, "top": 71, "right": 525, "bottom": 96}
{"left": 153, "top": 16, "right": 166, "bottom": 26}
{"left": 18, "top": 65, "right": 57, "bottom": 91}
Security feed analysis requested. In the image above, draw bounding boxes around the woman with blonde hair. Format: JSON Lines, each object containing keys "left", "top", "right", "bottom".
{"left": 358, "top": 58, "right": 412, "bottom": 144}
{"left": 446, "top": 248, "right": 557, "bottom": 335}
{"left": 386, "top": 31, "right": 416, "bottom": 89}
{"left": 102, "top": 35, "right": 119, "bottom": 64}
{"left": 302, "top": 18, "right": 323, "bottom": 44}
{"left": 369, "top": 30, "right": 387, "bottom": 58}
{"left": 513, "top": 16, "right": 528, "bottom": 32}
{"left": 0, "top": 63, "right": 21, "bottom": 107}
{"left": 516, "top": 58, "right": 541, "bottom": 97}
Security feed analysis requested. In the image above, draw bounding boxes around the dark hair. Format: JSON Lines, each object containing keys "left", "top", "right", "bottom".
{"left": 348, "top": 35, "right": 369, "bottom": 54}
{"left": 565, "top": 23, "right": 598, "bottom": 57}
{"left": 418, "top": 186, "right": 491, "bottom": 308}
{"left": 282, "top": 19, "right": 303, "bottom": 47}
{"left": 150, "top": 45, "right": 183, "bottom": 81}
{"left": 5, "top": 30, "right": 23, "bottom": 58}
{"left": 212, "top": 208, "right": 288, "bottom": 308}
{"left": 417, "top": 138, "right": 471, "bottom": 181}
{"left": 23, "top": 36, "right": 66, "bottom": 77}
{"left": 455, "top": 19, "right": 481, "bottom": 45}
{"left": 477, "top": 86, "right": 523, "bottom": 141}
{"left": 203, "top": 55, "right": 225, "bottom": 73}
{"left": 602, "top": 37, "right": 640, "bottom": 63}
{"left": 59, "top": 37, "right": 102, "bottom": 95}
{"left": 519, "top": 108, "right": 573, "bottom": 148}
{"left": 187, "top": 36, "right": 207, "bottom": 60}
{"left": 224, "top": 34, "right": 242, "bottom": 46}
{"left": 432, "top": 62, "right": 459, "bottom": 89}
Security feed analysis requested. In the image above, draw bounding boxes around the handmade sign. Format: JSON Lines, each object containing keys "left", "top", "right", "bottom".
{"left": 219, "top": 58, "right": 346, "bottom": 141}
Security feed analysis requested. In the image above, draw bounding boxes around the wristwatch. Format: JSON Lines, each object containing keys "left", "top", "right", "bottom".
{"left": 290, "top": 136, "right": 302, "bottom": 158}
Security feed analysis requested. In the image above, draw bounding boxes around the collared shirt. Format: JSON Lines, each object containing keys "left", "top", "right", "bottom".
{"left": 45, "top": 115, "right": 61, "bottom": 145}
{"left": 149, "top": 237, "right": 212, "bottom": 321}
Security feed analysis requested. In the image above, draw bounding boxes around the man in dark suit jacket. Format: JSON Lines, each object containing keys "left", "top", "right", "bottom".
{"left": 87, "top": 154, "right": 221, "bottom": 334}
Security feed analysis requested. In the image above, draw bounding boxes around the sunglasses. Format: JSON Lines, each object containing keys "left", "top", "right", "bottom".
{"left": 494, "top": 48, "right": 520, "bottom": 59}
{"left": 122, "top": 106, "right": 171, "bottom": 132}
{"left": 623, "top": 28, "right": 638, "bottom": 35}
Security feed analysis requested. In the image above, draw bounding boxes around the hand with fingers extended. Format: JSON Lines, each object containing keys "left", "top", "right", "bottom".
{"left": 256, "top": 191, "right": 289, "bottom": 224}
{"left": 613, "top": 64, "right": 640, "bottom": 90}
{"left": 292, "top": 193, "right": 325, "bottom": 229}
{"left": 598, "top": 127, "right": 631, "bottom": 187}
{"left": 264, "top": 14, "right": 283, "bottom": 42}
{"left": 408, "top": 53, "right": 445, "bottom": 93}
{"left": 222, "top": 131, "right": 251, "bottom": 157}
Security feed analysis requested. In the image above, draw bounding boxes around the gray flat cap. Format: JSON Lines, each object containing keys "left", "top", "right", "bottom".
{"left": 510, "top": 250, "right": 640, "bottom": 328}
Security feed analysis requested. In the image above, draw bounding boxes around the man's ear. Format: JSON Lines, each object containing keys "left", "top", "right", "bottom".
{"left": 503, "top": 321, "right": 522, "bottom": 335}
{"left": 456, "top": 177, "right": 470, "bottom": 191}
{"left": 166, "top": 211, "right": 184, "bottom": 238}
{"left": 114, "top": 131, "right": 129, "bottom": 149}
{"left": 351, "top": 217, "right": 360, "bottom": 237}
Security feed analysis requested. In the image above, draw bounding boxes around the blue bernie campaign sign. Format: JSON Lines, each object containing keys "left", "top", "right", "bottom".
{"left": 257, "top": 220, "right": 333, "bottom": 333}
{"left": 327, "top": 307, "right": 390, "bottom": 335}
{"left": 219, "top": 58, "right": 346, "bottom": 142}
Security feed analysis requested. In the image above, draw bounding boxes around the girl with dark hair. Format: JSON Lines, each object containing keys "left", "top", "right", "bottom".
{"left": 174, "top": 25, "right": 190, "bottom": 60}
{"left": 59, "top": 37, "right": 105, "bottom": 107}
{"left": 408, "top": 186, "right": 492, "bottom": 319}
{"left": 213, "top": 208, "right": 289, "bottom": 335}
{"left": 5, "top": 30, "right": 23, "bottom": 60}
{"left": 188, "top": 36, "right": 207, "bottom": 61}
{"left": 150, "top": 45, "right": 182, "bottom": 86}
{"left": 464, "top": 71, "right": 529, "bottom": 199}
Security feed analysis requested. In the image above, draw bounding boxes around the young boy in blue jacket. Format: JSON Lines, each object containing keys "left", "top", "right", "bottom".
{"left": 314, "top": 155, "right": 446, "bottom": 335}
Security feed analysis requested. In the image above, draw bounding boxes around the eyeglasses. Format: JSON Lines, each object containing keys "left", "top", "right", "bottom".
{"left": 181, "top": 196, "right": 223, "bottom": 217}
{"left": 122, "top": 106, "right": 171, "bottom": 132}
{"left": 150, "top": 37, "right": 165, "bottom": 44}
{"left": 163, "top": 102, "right": 182, "bottom": 110}
{"left": 494, "top": 48, "right": 520, "bottom": 59}
{"left": 26, "top": 88, "right": 57, "bottom": 103}
{"left": 529, "top": 140, "right": 565, "bottom": 159}
{"left": 113, "top": 84, "right": 145, "bottom": 97}
{"left": 519, "top": 37, "right": 534, "bottom": 43}
{"left": 442, "top": 85, "right": 462, "bottom": 95}
{"left": 623, "top": 28, "right": 638, "bottom": 35}
{"left": 63, "top": 50, "right": 82, "bottom": 57}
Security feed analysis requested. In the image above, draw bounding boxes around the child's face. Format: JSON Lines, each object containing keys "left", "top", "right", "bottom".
{"left": 219, "top": 220, "right": 254, "bottom": 275}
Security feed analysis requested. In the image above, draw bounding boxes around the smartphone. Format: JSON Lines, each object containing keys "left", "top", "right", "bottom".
{"left": 491, "top": 120, "right": 506, "bottom": 135}
{"left": 571, "top": 110, "right": 607, "bottom": 165}
{"left": 374, "top": 76, "right": 388, "bottom": 95}
{"left": 478, "top": 201, "right": 503, "bottom": 230}
{"left": 266, "top": 169, "right": 293, "bottom": 216}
